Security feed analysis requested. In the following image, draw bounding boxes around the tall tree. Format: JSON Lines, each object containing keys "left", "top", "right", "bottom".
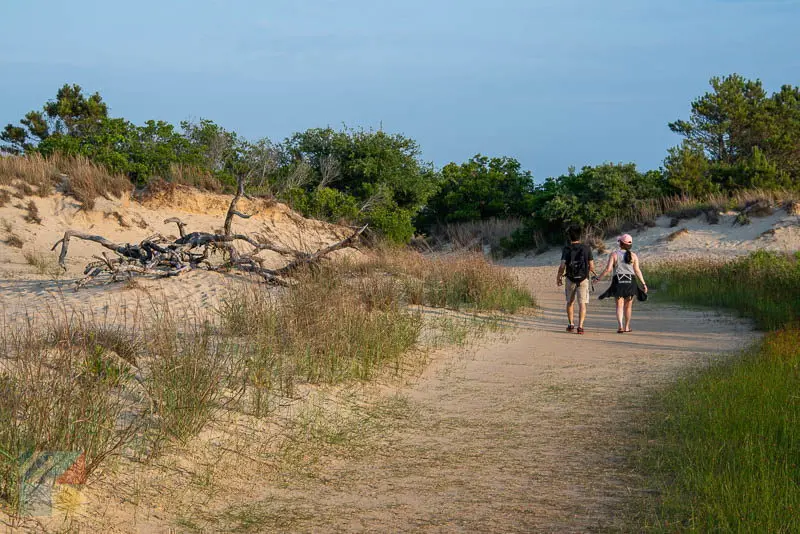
{"left": 669, "top": 74, "right": 769, "bottom": 165}
{"left": 1, "top": 84, "right": 108, "bottom": 153}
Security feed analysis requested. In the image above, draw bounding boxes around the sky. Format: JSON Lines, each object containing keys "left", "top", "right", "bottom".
{"left": 1, "top": 0, "right": 799, "bottom": 180}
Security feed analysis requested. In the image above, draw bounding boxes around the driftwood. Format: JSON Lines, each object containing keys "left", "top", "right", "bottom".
{"left": 52, "top": 177, "right": 366, "bottom": 289}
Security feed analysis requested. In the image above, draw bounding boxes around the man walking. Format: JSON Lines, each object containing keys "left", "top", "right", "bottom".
{"left": 556, "top": 227, "right": 596, "bottom": 334}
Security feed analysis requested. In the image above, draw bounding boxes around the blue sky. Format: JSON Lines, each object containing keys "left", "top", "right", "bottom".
{"left": 1, "top": 0, "right": 798, "bottom": 180}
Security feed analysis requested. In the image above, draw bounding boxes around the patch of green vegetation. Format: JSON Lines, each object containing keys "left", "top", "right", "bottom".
{"left": 636, "top": 252, "right": 800, "bottom": 532}
{"left": 648, "top": 251, "right": 800, "bottom": 330}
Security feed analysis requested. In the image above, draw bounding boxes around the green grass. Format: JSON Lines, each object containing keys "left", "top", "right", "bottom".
{"left": 637, "top": 252, "right": 800, "bottom": 532}
{"left": 648, "top": 251, "right": 800, "bottom": 330}
{"left": 217, "top": 251, "right": 534, "bottom": 418}
{"left": 219, "top": 270, "right": 423, "bottom": 416}
{"left": 0, "top": 318, "right": 144, "bottom": 513}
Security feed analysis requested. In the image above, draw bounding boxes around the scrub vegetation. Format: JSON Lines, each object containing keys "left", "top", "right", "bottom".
{"left": 0, "top": 252, "right": 533, "bottom": 516}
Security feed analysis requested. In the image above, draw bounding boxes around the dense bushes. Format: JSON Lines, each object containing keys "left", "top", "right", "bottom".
{"left": 418, "top": 155, "right": 536, "bottom": 227}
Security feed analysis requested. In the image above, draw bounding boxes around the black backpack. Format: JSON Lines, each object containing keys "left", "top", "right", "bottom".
{"left": 565, "top": 244, "right": 589, "bottom": 283}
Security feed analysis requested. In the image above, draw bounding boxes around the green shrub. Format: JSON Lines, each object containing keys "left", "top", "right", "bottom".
{"left": 309, "top": 187, "right": 360, "bottom": 222}
{"left": 366, "top": 205, "right": 416, "bottom": 244}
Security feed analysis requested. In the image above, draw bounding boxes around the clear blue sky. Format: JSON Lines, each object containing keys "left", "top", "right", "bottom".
{"left": 1, "top": 0, "right": 798, "bottom": 180}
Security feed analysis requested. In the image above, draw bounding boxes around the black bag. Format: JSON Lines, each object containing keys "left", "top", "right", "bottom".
{"left": 565, "top": 244, "right": 589, "bottom": 283}
{"left": 637, "top": 285, "right": 648, "bottom": 302}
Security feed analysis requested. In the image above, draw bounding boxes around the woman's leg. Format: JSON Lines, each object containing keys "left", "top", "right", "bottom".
{"left": 615, "top": 297, "right": 625, "bottom": 331}
{"left": 624, "top": 297, "right": 634, "bottom": 331}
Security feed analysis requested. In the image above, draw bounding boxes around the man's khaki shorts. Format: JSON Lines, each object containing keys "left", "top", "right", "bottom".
{"left": 565, "top": 278, "right": 589, "bottom": 305}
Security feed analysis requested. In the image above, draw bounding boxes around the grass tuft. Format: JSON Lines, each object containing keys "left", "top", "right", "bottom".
{"left": 23, "top": 250, "right": 60, "bottom": 276}
{"left": 22, "top": 201, "right": 41, "bottom": 225}
{"left": 0, "top": 154, "right": 131, "bottom": 210}
{"left": 0, "top": 153, "right": 59, "bottom": 196}
{"left": 56, "top": 154, "right": 131, "bottom": 210}
{"left": 664, "top": 228, "right": 688, "bottom": 242}
{"left": 361, "top": 248, "right": 536, "bottom": 313}
{"left": 219, "top": 271, "right": 423, "bottom": 414}
{"left": 0, "top": 315, "right": 144, "bottom": 513}
{"left": 5, "top": 235, "right": 23, "bottom": 249}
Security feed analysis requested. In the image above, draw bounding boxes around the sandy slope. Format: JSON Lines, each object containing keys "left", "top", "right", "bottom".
{"left": 3, "top": 265, "right": 757, "bottom": 533}
{"left": 0, "top": 187, "right": 356, "bottom": 321}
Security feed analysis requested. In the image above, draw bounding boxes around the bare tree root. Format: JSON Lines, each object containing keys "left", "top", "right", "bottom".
{"left": 52, "top": 177, "right": 367, "bottom": 289}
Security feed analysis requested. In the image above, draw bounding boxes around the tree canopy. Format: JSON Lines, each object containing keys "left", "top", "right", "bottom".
{"left": 666, "top": 74, "right": 799, "bottom": 195}
{"left": 419, "top": 155, "right": 535, "bottom": 228}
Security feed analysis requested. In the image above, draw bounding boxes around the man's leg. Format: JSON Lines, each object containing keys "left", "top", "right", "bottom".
{"left": 565, "top": 282, "right": 575, "bottom": 327}
{"left": 577, "top": 280, "right": 588, "bottom": 328}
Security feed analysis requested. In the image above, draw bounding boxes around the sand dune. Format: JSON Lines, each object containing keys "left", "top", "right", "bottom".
{"left": 0, "top": 186, "right": 357, "bottom": 322}
{"left": 504, "top": 207, "right": 800, "bottom": 268}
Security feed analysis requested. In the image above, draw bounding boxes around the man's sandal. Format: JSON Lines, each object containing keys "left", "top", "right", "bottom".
{"left": 566, "top": 325, "right": 575, "bottom": 332}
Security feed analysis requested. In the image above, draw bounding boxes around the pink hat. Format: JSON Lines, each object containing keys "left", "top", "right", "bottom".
{"left": 618, "top": 234, "right": 633, "bottom": 245}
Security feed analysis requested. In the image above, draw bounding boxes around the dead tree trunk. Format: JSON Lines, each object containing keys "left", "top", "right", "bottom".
{"left": 52, "top": 182, "right": 366, "bottom": 289}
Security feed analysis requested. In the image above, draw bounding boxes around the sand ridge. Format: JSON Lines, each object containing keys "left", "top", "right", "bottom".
{"left": 0, "top": 187, "right": 358, "bottom": 322}
{"left": 504, "top": 208, "right": 800, "bottom": 268}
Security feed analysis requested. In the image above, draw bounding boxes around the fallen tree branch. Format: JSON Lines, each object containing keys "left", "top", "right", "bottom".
{"left": 51, "top": 186, "right": 366, "bottom": 288}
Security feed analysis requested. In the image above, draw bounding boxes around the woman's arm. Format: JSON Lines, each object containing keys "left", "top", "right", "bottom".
{"left": 633, "top": 253, "right": 647, "bottom": 292}
{"left": 597, "top": 252, "right": 615, "bottom": 280}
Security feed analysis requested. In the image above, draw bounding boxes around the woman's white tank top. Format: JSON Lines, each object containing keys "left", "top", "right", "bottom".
{"left": 614, "top": 250, "right": 636, "bottom": 277}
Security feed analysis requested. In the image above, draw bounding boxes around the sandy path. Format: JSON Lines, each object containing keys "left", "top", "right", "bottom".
{"left": 251, "top": 265, "right": 756, "bottom": 533}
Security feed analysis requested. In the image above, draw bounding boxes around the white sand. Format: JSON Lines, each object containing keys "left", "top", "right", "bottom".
{"left": 503, "top": 207, "right": 800, "bottom": 269}
{"left": 0, "top": 186, "right": 358, "bottom": 322}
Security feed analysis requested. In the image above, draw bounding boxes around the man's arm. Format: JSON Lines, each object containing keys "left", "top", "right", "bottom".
{"left": 556, "top": 261, "right": 566, "bottom": 286}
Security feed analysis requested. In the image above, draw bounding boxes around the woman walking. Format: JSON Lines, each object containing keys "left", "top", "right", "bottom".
{"left": 596, "top": 234, "right": 647, "bottom": 333}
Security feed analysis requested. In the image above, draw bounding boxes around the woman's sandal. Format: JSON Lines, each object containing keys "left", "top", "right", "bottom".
{"left": 617, "top": 328, "right": 625, "bottom": 334}
{"left": 625, "top": 328, "right": 633, "bottom": 333}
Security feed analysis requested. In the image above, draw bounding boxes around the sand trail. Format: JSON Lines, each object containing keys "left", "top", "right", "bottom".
{"left": 249, "top": 265, "right": 756, "bottom": 533}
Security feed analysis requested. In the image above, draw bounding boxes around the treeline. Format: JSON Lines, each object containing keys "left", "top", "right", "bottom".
{"left": 2, "top": 74, "right": 799, "bottom": 245}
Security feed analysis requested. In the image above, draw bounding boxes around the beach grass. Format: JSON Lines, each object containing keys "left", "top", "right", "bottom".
{"left": 637, "top": 251, "right": 800, "bottom": 531}
{"left": 0, "top": 247, "right": 533, "bottom": 516}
